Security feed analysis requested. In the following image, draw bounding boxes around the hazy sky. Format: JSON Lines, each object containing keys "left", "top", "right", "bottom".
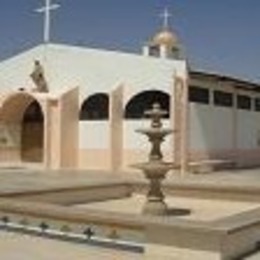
{"left": 0, "top": 0, "right": 259, "bottom": 82}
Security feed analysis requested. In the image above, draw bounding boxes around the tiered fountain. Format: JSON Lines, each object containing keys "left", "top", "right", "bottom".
{"left": 132, "top": 103, "right": 175, "bottom": 216}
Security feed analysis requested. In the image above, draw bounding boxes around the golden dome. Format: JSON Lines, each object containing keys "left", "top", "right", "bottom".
{"left": 152, "top": 29, "right": 179, "bottom": 46}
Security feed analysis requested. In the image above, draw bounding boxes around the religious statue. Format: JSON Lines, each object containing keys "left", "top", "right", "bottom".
{"left": 30, "top": 60, "right": 49, "bottom": 92}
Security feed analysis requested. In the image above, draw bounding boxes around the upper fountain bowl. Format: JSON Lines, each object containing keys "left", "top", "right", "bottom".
{"left": 136, "top": 128, "right": 173, "bottom": 138}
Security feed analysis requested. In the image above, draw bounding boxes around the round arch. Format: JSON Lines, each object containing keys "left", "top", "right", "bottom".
{"left": 0, "top": 92, "right": 44, "bottom": 163}
{"left": 124, "top": 90, "right": 170, "bottom": 119}
{"left": 0, "top": 92, "right": 43, "bottom": 123}
{"left": 79, "top": 93, "right": 109, "bottom": 120}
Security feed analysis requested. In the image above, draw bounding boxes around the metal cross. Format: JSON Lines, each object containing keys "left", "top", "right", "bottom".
{"left": 160, "top": 8, "right": 172, "bottom": 29}
{"left": 36, "top": 0, "right": 60, "bottom": 43}
{"left": 83, "top": 227, "right": 95, "bottom": 239}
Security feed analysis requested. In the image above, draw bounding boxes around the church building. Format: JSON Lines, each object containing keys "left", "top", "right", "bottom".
{"left": 0, "top": 7, "right": 259, "bottom": 174}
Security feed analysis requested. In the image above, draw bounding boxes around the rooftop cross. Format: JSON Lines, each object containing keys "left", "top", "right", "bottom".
{"left": 159, "top": 8, "right": 172, "bottom": 29}
{"left": 36, "top": 0, "right": 60, "bottom": 43}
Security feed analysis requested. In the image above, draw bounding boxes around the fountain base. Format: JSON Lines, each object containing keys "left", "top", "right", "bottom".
{"left": 143, "top": 198, "right": 168, "bottom": 216}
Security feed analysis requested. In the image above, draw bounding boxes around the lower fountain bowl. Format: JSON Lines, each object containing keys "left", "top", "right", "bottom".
{"left": 131, "top": 161, "right": 177, "bottom": 178}
{"left": 132, "top": 161, "right": 177, "bottom": 171}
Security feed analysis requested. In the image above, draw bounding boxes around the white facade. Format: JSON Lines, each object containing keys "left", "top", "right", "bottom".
{"left": 0, "top": 40, "right": 259, "bottom": 171}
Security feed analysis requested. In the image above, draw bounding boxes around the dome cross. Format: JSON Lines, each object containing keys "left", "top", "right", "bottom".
{"left": 159, "top": 8, "right": 172, "bottom": 29}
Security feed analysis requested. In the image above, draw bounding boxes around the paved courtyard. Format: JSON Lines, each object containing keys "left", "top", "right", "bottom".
{"left": 0, "top": 167, "right": 260, "bottom": 259}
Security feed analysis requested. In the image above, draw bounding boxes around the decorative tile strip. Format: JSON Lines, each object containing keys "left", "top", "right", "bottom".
{"left": 0, "top": 216, "right": 144, "bottom": 253}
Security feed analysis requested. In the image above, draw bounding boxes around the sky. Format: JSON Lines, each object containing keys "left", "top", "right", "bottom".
{"left": 0, "top": 0, "right": 259, "bottom": 82}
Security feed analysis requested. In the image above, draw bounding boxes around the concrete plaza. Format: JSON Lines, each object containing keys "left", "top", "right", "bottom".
{"left": 0, "top": 167, "right": 260, "bottom": 259}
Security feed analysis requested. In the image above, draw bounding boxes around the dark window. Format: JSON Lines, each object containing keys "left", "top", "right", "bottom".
{"left": 23, "top": 101, "right": 43, "bottom": 122}
{"left": 80, "top": 93, "right": 109, "bottom": 120}
{"left": 149, "top": 45, "right": 160, "bottom": 57}
{"left": 237, "top": 95, "right": 251, "bottom": 110}
{"left": 171, "top": 47, "right": 180, "bottom": 59}
{"left": 125, "top": 90, "right": 170, "bottom": 119}
{"left": 214, "top": 90, "right": 233, "bottom": 107}
{"left": 172, "top": 46, "right": 179, "bottom": 53}
{"left": 255, "top": 98, "right": 260, "bottom": 111}
{"left": 189, "top": 86, "right": 209, "bottom": 104}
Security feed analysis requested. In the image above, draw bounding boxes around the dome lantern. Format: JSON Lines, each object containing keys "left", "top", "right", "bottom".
{"left": 142, "top": 8, "right": 183, "bottom": 60}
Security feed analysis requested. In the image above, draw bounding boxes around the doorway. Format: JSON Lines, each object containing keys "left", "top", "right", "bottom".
{"left": 21, "top": 100, "right": 44, "bottom": 162}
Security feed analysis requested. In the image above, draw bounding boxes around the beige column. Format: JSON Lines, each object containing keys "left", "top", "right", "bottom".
{"left": 172, "top": 75, "right": 182, "bottom": 166}
{"left": 110, "top": 85, "right": 124, "bottom": 173}
{"left": 48, "top": 87, "right": 79, "bottom": 169}
{"left": 232, "top": 87, "right": 238, "bottom": 162}
{"left": 42, "top": 99, "right": 51, "bottom": 168}
{"left": 179, "top": 75, "right": 189, "bottom": 176}
{"left": 49, "top": 98, "right": 61, "bottom": 169}
{"left": 59, "top": 87, "right": 79, "bottom": 168}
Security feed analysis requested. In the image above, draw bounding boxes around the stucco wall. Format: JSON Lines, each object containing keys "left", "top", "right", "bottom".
{"left": 79, "top": 121, "right": 110, "bottom": 170}
{"left": 237, "top": 110, "right": 260, "bottom": 149}
{"left": 189, "top": 91, "right": 260, "bottom": 166}
{"left": 78, "top": 149, "right": 111, "bottom": 170}
{"left": 189, "top": 104, "right": 233, "bottom": 151}
{"left": 79, "top": 122, "right": 109, "bottom": 149}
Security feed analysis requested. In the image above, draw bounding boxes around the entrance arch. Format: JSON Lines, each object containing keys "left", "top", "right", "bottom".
{"left": 21, "top": 100, "right": 44, "bottom": 162}
{"left": 0, "top": 93, "right": 44, "bottom": 164}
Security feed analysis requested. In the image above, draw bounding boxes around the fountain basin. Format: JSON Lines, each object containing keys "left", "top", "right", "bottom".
{"left": 135, "top": 128, "right": 173, "bottom": 138}
{"left": 132, "top": 161, "right": 178, "bottom": 215}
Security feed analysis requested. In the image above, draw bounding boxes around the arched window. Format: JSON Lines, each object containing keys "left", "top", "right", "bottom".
{"left": 80, "top": 93, "right": 109, "bottom": 120}
{"left": 125, "top": 90, "right": 170, "bottom": 119}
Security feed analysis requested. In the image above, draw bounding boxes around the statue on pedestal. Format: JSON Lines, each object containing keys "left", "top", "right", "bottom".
{"left": 30, "top": 60, "right": 48, "bottom": 92}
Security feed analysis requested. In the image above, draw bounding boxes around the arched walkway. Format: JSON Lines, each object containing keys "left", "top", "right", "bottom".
{"left": 124, "top": 90, "right": 170, "bottom": 119}
{"left": 0, "top": 93, "right": 44, "bottom": 164}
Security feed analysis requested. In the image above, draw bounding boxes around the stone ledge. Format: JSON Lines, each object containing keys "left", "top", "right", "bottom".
{"left": 189, "top": 159, "right": 235, "bottom": 174}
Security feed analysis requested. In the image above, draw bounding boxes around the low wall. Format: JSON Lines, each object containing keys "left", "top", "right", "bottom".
{"left": 79, "top": 149, "right": 111, "bottom": 170}
{"left": 145, "top": 209, "right": 260, "bottom": 260}
{"left": 5, "top": 180, "right": 260, "bottom": 203}
{"left": 2, "top": 182, "right": 132, "bottom": 205}
{"left": 189, "top": 149, "right": 260, "bottom": 169}
{"left": 0, "top": 147, "right": 20, "bottom": 162}
{"left": 132, "top": 182, "right": 260, "bottom": 202}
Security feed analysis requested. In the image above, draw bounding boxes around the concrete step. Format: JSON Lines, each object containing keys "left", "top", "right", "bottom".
{"left": 241, "top": 250, "right": 260, "bottom": 260}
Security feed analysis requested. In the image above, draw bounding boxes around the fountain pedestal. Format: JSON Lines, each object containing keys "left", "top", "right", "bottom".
{"left": 132, "top": 103, "right": 176, "bottom": 216}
